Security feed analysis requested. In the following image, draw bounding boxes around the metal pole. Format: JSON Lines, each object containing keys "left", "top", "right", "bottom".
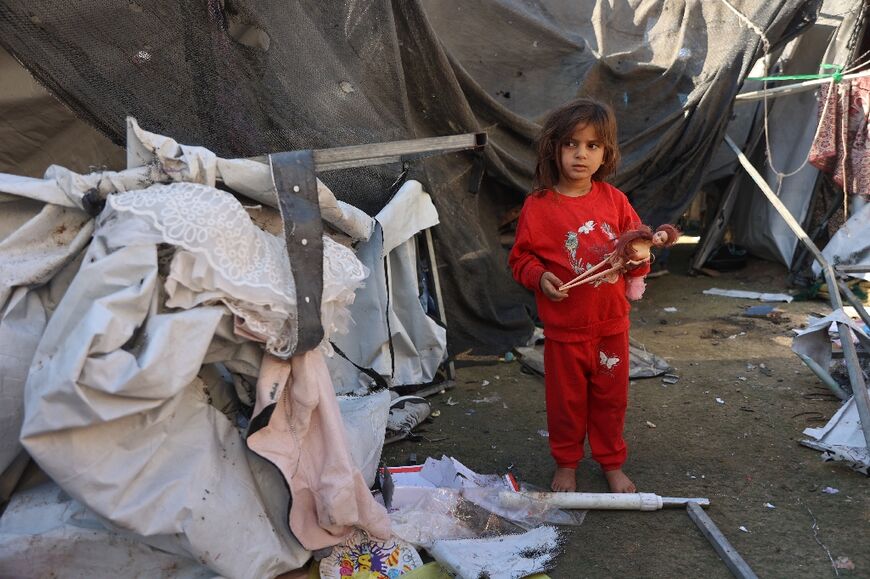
{"left": 725, "top": 134, "right": 870, "bottom": 447}
{"left": 837, "top": 279, "right": 870, "bottom": 330}
{"left": 499, "top": 491, "right": 710, "bottom": 511}
{"left": 687, "top": 502, "right": 759, "bottom": 579}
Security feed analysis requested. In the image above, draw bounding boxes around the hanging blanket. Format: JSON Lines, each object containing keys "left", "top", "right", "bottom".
{"left": 809, "top": 77, "right": 870, "bottom": 198}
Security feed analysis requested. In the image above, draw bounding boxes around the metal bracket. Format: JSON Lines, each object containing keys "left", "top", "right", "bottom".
{"left": 269, "top": 150, "right": 325, "bottom": 355}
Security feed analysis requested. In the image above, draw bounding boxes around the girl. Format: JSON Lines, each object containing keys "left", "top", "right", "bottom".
{"left": 509, "top": 98, "right": 649, "bottom": 493}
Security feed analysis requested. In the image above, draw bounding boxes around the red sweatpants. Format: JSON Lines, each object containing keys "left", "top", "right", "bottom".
{"left": 544, "top": 331, "right": 629, "bottom": 471}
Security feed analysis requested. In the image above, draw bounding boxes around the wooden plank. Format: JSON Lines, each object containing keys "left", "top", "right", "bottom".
{"left": 836, "top": 264, "right": 870, "bottom": 274}
{"left": 687, "top": 502, "right": 758, "bottom": 579}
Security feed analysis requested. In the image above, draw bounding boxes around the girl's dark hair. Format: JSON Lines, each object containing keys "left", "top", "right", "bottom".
{"left": 532, "top": 98, "right": 620, "bottom": 194}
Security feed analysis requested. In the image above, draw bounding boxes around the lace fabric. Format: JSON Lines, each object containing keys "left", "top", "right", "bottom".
{"left": 107, "top": 182, "right": 368, "bottom": 357}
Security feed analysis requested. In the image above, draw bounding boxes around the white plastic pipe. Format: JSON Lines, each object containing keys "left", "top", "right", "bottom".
{"left": 499, "top": 491, "right": 710, "bottom": 511}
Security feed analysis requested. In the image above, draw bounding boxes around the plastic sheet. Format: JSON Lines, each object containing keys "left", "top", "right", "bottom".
{"left": 428, "top": 525, "right": 563, "bottom": 579}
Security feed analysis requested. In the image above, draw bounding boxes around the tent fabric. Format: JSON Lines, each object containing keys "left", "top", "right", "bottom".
{"left": 0, "top": 45, "right": 124, "bottom": 179}
{"left": 0, "top": 483, "right": 215, "bottom": 578}
{"left": 17, "top": 194, "right": 338, "bottom": 577}
{"left": 811, "top": 200, "right": 870, "bottom": 280}
{"left": 729, "top": 0, "right": 862, "bottom": 266}
{"left": 329, "top": 181, "right": 448, "bottom": 392}
{"left": 0, "top": 0, "right": 812, "bottom": 353}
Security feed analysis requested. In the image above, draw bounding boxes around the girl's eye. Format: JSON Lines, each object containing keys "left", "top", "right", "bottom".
{"left": 564, "top": 141, "right": 577, "bottom": 148}
{"left": 589, "top": 143, "right": 600, "bottom": 150}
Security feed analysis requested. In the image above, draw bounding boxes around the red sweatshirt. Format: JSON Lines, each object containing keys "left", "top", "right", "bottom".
{"left": 508, "top": 182, "right": 649, "bottom": 342}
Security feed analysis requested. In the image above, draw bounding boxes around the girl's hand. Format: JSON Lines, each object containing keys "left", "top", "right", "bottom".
{"left": 540, "top": 272, "right": 569, "bottom": 301}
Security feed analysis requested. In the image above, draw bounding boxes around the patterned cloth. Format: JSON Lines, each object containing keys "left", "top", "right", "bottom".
{"left": 809, "top": 78, "right": 870, "bottom": 198}
{"left": 107, "top": 182, "right": 368, "bottom": 357}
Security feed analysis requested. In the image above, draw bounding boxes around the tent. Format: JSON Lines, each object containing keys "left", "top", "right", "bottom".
{"left": 0, "top": 0, "right": 819, "bottom": 354}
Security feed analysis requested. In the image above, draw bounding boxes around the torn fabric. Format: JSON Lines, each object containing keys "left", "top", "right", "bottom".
{"left": 247, "top": 352, "right": 391, "bottom": 550}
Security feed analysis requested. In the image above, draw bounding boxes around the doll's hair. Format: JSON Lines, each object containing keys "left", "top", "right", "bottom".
{"left": 613, "top": 224, "right": 681, "bottom": 258}
{"left": 532, "top": 98, "right": 620, "bottom": 194}
{"left": 614, "top": 224, "right": 653, "bottom": 259}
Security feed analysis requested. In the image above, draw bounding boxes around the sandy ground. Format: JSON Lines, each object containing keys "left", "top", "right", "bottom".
{"left": 382, "top": 243, "right": 870, "bottom": 578}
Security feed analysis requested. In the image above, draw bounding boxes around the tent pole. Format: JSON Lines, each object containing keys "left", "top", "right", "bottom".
{"left": 724, "top": 134, "right": 870, "bottom": 447}
{"left": 734, "top": 69, "right": 870, "bottom": 102}
{"left": 424, "top": 227, "right": 456, "bottom": 381}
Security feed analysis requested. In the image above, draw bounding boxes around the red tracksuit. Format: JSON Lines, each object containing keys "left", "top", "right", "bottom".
{"left": 508, "top": 183, "right": 648, "bottom": 470}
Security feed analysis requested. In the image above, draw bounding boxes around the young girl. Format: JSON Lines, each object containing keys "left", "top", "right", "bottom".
{"left": 509, "top": 98, "right": 648, "bottom": 493}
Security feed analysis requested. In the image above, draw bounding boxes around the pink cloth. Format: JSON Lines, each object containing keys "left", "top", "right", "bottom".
{"left": 247, "top": 351, "right": 390, "bottom": 550}
{"left": 809, "top": 78, "right": 870, "bottom": 198}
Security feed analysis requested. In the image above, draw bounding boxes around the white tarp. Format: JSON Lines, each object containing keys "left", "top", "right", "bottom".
{"left": 18, "top": 220, "right": 310, "bottom": 577}
{"left": 329, "top": 180, "right": 447, "bottom": 392}
{"left": 812, "top": 200, "right": 870, "bottom": 281}
{"left": 0, "top": 483, "right": 216, "bottom": 578}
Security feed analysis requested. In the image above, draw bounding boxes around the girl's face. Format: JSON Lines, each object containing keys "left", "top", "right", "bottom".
{"left": 558, "top": 123, "right": 606, "bottom": 191}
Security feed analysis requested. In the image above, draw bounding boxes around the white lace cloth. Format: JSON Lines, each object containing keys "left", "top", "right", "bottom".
{"left": 106, "top": 182, "right": 368, "bottom": 356}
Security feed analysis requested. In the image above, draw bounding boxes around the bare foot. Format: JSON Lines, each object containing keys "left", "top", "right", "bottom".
{"left": 604, "top": 469, "right": 636, "bottom": 493}
{"left": 551, "top": 467, "right": 577, "bottom": 492}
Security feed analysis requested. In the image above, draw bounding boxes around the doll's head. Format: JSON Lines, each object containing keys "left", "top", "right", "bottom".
{"left": 614, "top": 224, "right": 680, "bottom": 261}
{"left": 651, "top": 224, "right": 681, "bottom": 247}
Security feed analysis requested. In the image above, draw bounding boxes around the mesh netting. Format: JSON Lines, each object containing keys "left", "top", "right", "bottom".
{"left": 0, "top": 0, "right": 814, "bottom": 353}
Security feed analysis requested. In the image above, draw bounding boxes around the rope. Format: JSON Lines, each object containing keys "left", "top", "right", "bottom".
{"left": 717, "top": 0, "right": 771, "bottom": 54}
{"left": 720, "top": 0, "right": 859, "bottom": 212}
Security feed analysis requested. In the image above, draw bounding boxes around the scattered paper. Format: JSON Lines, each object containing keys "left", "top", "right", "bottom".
{"left": 537, "top": 429, "right": 550, "bottom": 438}
{"left": 715, "top": 398, "right": 725, "bottom": 404}
{"left": 646, "top": 421, "right": 657, "bottom": 428}
{"left": 472, "top": 395, "right": 501, "bottom": 404}
{"left": 703, "top": 288, "right": 793, "bottom": 302}
{"left": 445, "top": 397, "right": 459, "bottom": 406}
{"left": 481, "top": 380, "right": 490, "bottom": 387}
{"left": 821, "top": 486, "right": 839, "bottom": 494}
{"left": 738, "top": 526, "right": 750, "bottom": 533}
{"left": 663, "top": 307, "right": 678, "bottom": 312}
{"left": 834, "top": 556, "right": 855, "bottom": 571}
{"left": 764, "top": 502, "right": 776, "bottom": 509}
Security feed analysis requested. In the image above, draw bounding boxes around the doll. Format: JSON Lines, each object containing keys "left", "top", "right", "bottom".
{"left": 558, "top": 224, "right": 680, "bottom": 292}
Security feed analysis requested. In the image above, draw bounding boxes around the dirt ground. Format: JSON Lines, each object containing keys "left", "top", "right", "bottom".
{"left": 382, "top": 242, "right": 870, "bottom": 578}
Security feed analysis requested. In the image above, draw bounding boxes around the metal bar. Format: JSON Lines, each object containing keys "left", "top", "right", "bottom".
{"left": 248, "top": 133, "right": 487, "bottom": 172}
{"left": 687, "top": 502, "right": 759, "bottom": 579}
{"left": 661, "top": 496, "right": 711, "bottom": 508}
{"left": 734, "top": 70, "right": 870, "bottom": 102}
{"left": 837, "top": 280, "right": 870, "bottom": 330}
{"left": 424, "top": 228, "right": 456, "bottom": 381}
{"left": 269, "top": 151, "right": 325, "bottom": 354}
{"left": 796, "top": 354, "right": 849, "bottom": 401}
{"left": 725, "top": 134, "right": 870, "bottom": 447}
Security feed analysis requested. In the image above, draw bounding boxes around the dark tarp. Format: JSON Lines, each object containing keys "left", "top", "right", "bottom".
{"left": 0, "top": 0, "right": 814, "bottom": 353}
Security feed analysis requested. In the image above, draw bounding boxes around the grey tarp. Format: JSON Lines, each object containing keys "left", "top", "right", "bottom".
{"left": 0, "top": 1, "right": 812, "bottom": 352}
{"left": 729, "top": 0, "right": 862, "bottom": 266}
